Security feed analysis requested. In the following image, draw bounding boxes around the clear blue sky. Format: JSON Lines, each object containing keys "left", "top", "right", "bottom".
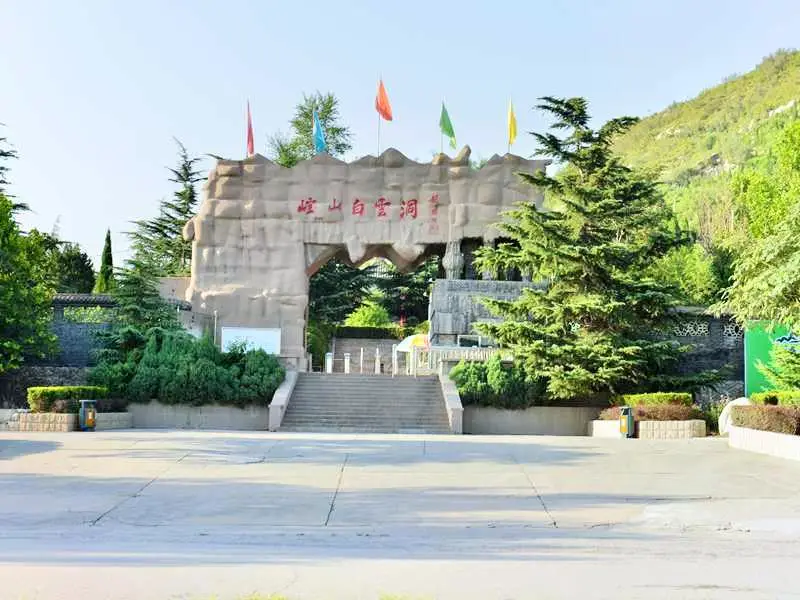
{"left": 2, "top": 0, "right": 798, "bottom": 265}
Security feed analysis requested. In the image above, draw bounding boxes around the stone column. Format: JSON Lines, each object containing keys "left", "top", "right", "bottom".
{"left": 442, "top": 240, "right": 464, "bottom": 280}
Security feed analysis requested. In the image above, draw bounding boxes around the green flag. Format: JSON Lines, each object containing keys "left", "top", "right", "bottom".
{"left": 439, "top": 102, "right": 456, "bottom": 149}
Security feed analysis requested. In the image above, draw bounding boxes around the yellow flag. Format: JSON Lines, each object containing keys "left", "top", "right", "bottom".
{"left": 507, "top": 100, "right": 517, "bottom": 149}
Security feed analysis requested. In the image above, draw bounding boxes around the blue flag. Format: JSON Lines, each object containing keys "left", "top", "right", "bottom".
{"left": 313, "top": 109, "right": 327, "bottom": 154}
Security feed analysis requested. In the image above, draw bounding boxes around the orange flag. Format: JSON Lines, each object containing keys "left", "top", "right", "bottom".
{"left": 375, "top": 79, "right": 393, "bottom": 121}
{"left": 246, "top": 100, "right": 255, "bottom": 156}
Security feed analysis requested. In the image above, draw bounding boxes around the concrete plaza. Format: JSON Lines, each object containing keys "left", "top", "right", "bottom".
{"left": 1, "top": 431, "right": 800, "bottom": 600}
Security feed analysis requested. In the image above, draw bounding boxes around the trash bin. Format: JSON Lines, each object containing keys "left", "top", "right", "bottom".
{"left": 79, "top": 399, "right": 97, "bottom": 432}
{"left": 619, "top": 406, "right": 634, "bottom": 438}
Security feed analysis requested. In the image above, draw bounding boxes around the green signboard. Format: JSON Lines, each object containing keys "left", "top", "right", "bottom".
{"left": 744, "top": 321, "right": 790, "bottom": 396}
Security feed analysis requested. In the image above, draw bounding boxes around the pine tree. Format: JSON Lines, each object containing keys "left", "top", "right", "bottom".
{"left": 93, "top": 229, "right": 114, "bottom": 293}
{"left": 377, "top": 256, "right": 440, "bottom": 324}
{"left": 474, "top": 97, "right": 694, "bottom": 400}
{"left": 112, "top": 258, "right": 179, "bottom": 331}
{"left": 268, "top": 92, "right": 353, "bottom": 163}
{"left": 130, "top": 140, "right": 202, "bottom": 275}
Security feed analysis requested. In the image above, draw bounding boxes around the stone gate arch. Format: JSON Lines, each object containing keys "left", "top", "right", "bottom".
{"left": 183, "top": 146, "right": 547, "bottom": 369}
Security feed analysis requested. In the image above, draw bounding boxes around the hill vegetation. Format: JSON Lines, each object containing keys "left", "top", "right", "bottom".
{"left": 614, "top": 49, "right": 800, "bottom": 305}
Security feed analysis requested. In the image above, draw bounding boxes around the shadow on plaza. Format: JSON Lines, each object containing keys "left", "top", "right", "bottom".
{"left": 0, "top": 438, "right": 60, "bottom": 459}
{"left": 0, "top": 464, "right": 703, "bottom": 567}
{"left": 73, "top": 431, "right": 606, "bottom": 467}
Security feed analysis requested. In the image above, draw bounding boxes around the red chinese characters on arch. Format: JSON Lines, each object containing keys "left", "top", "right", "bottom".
{"left": 297, "top": 196, "right": 316, "bottom": 215}
{"left": 374, "top": 196, "right": 391, "bottom": 218}
{"left": 297, "top": 194, "right": 437, "bottom": 221}
{"left": 428, "top": 193, "right": 440, "bottom": 232}
{"left": 400, "top": 198, "right": 418, "bottom": 219}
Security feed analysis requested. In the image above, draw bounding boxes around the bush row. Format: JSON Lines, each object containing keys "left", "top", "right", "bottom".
{"left": 27, "top": 386, "right": 109, "bottom": 413}
{"left": 731, "top": 405, "right": 800, "bottom": 435}
{"left": 615, "top": 392, "right": 693, "bottom": 407}
{"left": 750, "top": 390, "right": 800, "bottom": 406}
{"left": 449, "top": 356, "right": 546, "bottom": 409}
{"left": 89, "top": 328, "right": 285, "bottom": 408}
{"left": 599, "top": 405, "right": 703, "bottom": 422}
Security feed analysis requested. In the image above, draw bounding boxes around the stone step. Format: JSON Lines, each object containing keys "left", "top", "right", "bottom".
{"left": 282, "top": 373, "right": 450, "bottom": 434}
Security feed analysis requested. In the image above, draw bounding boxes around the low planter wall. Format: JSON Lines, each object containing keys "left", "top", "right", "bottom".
{"left": 729, "top": 424, "right": 800, "bottom": 461}
{"left": 16, "top": 413, "right": 77, "bottom": 432}
{"left": 590, "top": 419, "right": 707, "bottom": 439}
{"left": 128, "top": 401, "right": 269, "bottom": 430}
{"left": 463, "top": 406, "right": 600, "bottom": 436}
{"left": 589, "top": 420, "right": 623, "bottom": 438}
{"left": 638, "top": 419, "right": 706, "bottom": 439}
{"left": 95, "top": 412, "right": 133, "bottom": 431}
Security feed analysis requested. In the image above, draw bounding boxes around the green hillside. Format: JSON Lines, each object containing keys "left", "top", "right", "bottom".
{"left": 616, "top": 49, "right": 800, "bottom": 183}
{"left": 613, "top": 49, "right": 800, "bottom": 305}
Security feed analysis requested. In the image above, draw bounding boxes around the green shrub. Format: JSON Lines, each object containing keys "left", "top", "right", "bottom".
{"left": 27, "top": 386, "right": 109, "bottom": 413}
{"left": 615, "top": 392, "right": 693, "bottom": 407}
{"left": 750, "top": 390, "right": 800, "bottom": 406}
{"left": 88, "top": 328, "right": 285, "bottom": 407}
{"left": 731, "top": 405, "right": 800, "bottom": 435}
{"left": 450, "top": 356, "right": 547, "bottom": 409}
{"left": 344, "top": 300, "right": 392, "bottom": 327}
{"left": 600, "top": 405, "right": 702, "bottom": 421}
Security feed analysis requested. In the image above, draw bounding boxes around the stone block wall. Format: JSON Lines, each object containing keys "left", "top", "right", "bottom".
{"left": 15, "top": 413, "right": 77, "bottom": 432}
{"left": 0, "top": 366, "right": 90, "bottom": 408}
{"left": 637, "top": 419, "right": 706, "bottom": 439}
{"left": 429, "top": 279, "right": 540, "bottom": 345}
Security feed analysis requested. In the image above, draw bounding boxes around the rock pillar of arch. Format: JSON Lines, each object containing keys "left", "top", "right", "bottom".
{"left": 183, "top": 147, "right": 547, "bottom": 370}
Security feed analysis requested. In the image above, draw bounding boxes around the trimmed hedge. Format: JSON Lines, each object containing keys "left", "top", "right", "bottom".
{"left": 614, "top": 392, "right": 693, "bottom": 407}
{"left": 27, "top": 386, "right": 109, "bottom": 413}
{"left": 731, "top": 405, "right": 800, "bottom": 435}
{"left": 750, "top": 390, "right": 800, "bottom": 406}
{"left": 599, "top": 405, "right": 703, "bottom": 422}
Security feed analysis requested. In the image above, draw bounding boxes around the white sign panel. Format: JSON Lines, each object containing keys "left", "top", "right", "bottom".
{"left": 221, "top": 327, "right": 281, "bottom": 355}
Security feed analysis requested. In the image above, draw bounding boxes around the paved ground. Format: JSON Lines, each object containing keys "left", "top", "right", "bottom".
{"left": 1, "top": 431, "right": 800, "bottom": 600}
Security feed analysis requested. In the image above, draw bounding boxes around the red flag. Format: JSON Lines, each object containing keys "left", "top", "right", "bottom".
{"left": 375, "top": 79, "right": 393, "bottom": 121}
{"left": 246, "top": 101, "right": 255, "bottom": 156}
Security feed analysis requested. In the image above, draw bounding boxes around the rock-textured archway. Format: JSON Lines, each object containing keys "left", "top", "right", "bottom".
{"left": 183, "top": 147, "right": 547, "bottom": 369}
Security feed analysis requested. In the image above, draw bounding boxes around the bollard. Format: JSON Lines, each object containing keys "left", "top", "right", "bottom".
{"left": 375, "top": 348, "right": 381, "bottom": 374}
{"left": 325, "top": 352, "right": 333, "bottom": 374}
{"left": 360, "top": 348, "right": 364, "bottom": 373}
{"left": 391, "top": 344, "right": 398, "bottom": 377}
{"left": 343, "top": 352, "right": 351, "bottom": 374}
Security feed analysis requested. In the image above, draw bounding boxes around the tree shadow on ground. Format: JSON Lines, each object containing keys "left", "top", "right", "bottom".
{"left": 0, "top": 439, "right": 60, "bottom": 460}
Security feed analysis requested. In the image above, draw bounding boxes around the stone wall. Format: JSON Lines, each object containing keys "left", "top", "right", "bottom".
{"left": 429, "top": 279, "right": 539, "bottom": 345}
{"left": 30, "top": 320, "right": 110, "bottom": 368}
{"left": 184, "top": 148, "right": 547, "bottom": 367}
{"left": 128, "top": 401, "right": 269, "bottom": 430}
{"left": 428, "top": 281, "right": 744, "bottom": 384}
{"left": 463, "top": 406, "right": 600, "bottom": 436}
{"left": 0, "top": 366, "right": 90, "bottom": 408}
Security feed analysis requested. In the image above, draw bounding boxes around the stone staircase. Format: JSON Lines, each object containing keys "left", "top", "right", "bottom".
{"left": 280, "top": 373, "right": 452, "bottom": 433}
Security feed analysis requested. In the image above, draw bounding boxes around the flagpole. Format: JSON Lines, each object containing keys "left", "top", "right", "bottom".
{"left": 377, "top": 111, "right": 381, "bottom": 155}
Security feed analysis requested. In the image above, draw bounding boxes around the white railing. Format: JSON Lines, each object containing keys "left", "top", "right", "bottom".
{"left": 316, "top": 345, "right": 512, "bottom": 376}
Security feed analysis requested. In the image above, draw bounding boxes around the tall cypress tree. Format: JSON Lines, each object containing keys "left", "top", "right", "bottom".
{"left": 94, "top": 229, "right": 114, "bottom": 293}
{"left": 475, "top": 97, "right": 694, "bottom": 400}
{"left": 130, "top": 140, "right": 202, "bottom": 275}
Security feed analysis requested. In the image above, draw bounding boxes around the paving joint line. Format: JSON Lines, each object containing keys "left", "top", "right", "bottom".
{"left": 89, "top": 451, "right": 191, "bottom": 527}
{"left": 324, "top": 453, "right": 349, "bottom": 526}
{"left": 513, "top": 455, "right": 558, "bottom": 528}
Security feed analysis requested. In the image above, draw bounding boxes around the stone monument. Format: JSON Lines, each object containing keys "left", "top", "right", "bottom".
{"left": 183, "top": 146, "right": 547, "bottom": 369}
